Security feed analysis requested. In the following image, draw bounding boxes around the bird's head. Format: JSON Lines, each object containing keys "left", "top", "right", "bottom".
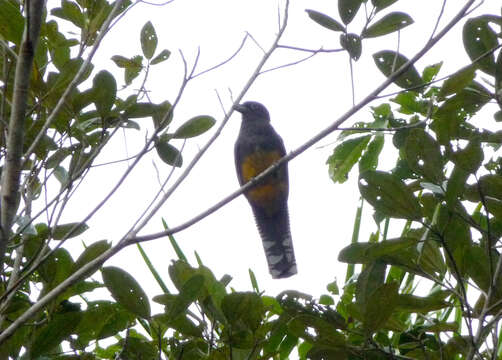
{"left": 234, "top": 101, "right": 270, "bottom": 122}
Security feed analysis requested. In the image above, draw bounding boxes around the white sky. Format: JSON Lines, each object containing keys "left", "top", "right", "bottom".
{"left": 44, "top": 0, "right": 501, "bottom": 304}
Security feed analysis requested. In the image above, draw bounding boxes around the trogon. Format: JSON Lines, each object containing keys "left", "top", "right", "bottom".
{"left": 234, "top": 101, "right": 297, "bottom": 279}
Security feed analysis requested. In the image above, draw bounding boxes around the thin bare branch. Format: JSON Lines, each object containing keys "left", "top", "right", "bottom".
{"left": 193, "top": 34, "right": 249, "bottom": 79}
{"left": 277, "top": 45, "right": 343, "bottom": 53}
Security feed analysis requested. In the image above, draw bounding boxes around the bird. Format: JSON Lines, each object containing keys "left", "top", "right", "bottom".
{"left": 233, "top": 101, "right": 297, "bottom": 279}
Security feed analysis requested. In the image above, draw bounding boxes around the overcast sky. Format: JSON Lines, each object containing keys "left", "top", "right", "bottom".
{"left": 46, "top": 0, "right": 501, "bottom": 303}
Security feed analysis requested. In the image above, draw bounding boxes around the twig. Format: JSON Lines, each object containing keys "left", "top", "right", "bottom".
{"left": 193, "top": 34, "right": 249, "bottom": 79}
{"left": 277, "top": 45, "right": 343, "bottom": 53}
{"left": 260, "top": 51, "right": 318, "bottom": 74}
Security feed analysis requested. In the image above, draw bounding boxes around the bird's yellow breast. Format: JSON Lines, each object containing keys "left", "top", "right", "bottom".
{"left": 240, "top": 150, "right": 287, "bottom": 211}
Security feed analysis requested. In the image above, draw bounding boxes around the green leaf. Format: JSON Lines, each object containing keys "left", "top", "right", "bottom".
{"left": 434, "top": 82, "right": 491, "bottom": 143}
{"left": 93, "top": 70, "right": 117, "bottom": 118}
{"left": 151, "top": 49, "right": 171, "bottom": 65}
{"left": 279, "top": 335, "right": 299, "bottom": 360}
{"left": 362, "top": 12, "right": 413, "bottom": 38}
{"left": 155, "top": 137, "right": 183, "bottom": 167}
{"left": 463, "top": 17, "right": 498, "bottom": 76}
{"left": 51, "top": 222, "right": 89, "bottom": 240}
{"left": 371, "top": 0, "right": 398, "bottom": 12}
{"left": 495, "top": 49, "right": 502, "bottom": 109}
{"left": 141, "top": 21, "right": 158, "bottom": 60}
{"left": 305, "top": 9, "right": 345, "bottom": 32}
{"left": 62, "top": 0, "right": 85, "bottom": 28}
{"left": 124, "top": 102, "right": 157, "bottom": 118}
{"left": 167, "top": 275, "right": 205, "bottom": 319}
{"left": 466, "top": 245, "right": 494, "bottom": 293}
{"left": 373, "top": 50, "right": 423, "bottom": 90}
{"left": 173, "top": 115, "right": 215, "bottom": 139}
{"left": 363, "top": 282, "right": 399, "bottom": 335}
{"left": 396, "top": 292, "right": 450, "bottom": 313}
{"left": 153, "top": 100, "right": 173, "bottom": 130}
{"left": 53, "top": 58, "right": 92, "bottom": 91}
{"left": 451, "top": 137, "right": 483, "bottom": 174}
{"left": 338, "top": 237, "right": 417, "bottom": 264}
{"left": 111, "top": 55, "right": 135, "bottom": 68}
{"left": 340, "top": 33, "right": 362, "bottom": 60}
{"left": 404, "top": 128, "right": 443, "bottom": 183}
{"left": 73, "top": 240, "right": 111, "bottom": 274}
{"left": 102, "top": 266, "right": 151, "bottom": 319}
{"left": 422, "top": 62, "right": 442, "bottom": 83}
{"left": 319, "top": 294, "right": 335, "bottom": 306}
{"left": 31, "top": 312, "right": 83, "bottom": 357}
{"left": 356, "top": 261, "right": 386, "bottom": 309}
{"left": 76, "top": 301, "right": 135, "bottom": 344}
{"left": 46, "top": 148, "right": 72, "bottom": 169}
{"left": 359, "top": 171, "right": 422, "bottom": 220}
{"left": 153, "top": 313, "right": 202, "bottom": 337}
{"left": 359, "top": 134, "right": 384, "bottom": 173}
{"left": 114, "top": 55, "right": 143, "bottom": 85}
{"left": 392, "top": 91, "right": 429, "bottom": 114}
{"left": 0, "top": 0, "right": 24, "bottom": 44}
{"left": 39, "top": 249, "right": 75, "bottom": 291}
{"left": 327, "top": 135, "right": 371, "bottom": 184}
{"left": 222, "top": 292, "right": 264, "bottom": 331}
{"left": 439, "top": 66, "right": 476, "bottom": 98}
{"left": 338, "top": 0, "right": 362, "bottom": 25}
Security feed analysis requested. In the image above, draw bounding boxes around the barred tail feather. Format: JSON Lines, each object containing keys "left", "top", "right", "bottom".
{"left": 252, "top": 206, "right": 297, "bottom": 279}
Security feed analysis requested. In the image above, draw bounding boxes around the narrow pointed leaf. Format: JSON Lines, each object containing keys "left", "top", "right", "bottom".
{"left": 305, "top": 9, "right": 345, "bottom": 32}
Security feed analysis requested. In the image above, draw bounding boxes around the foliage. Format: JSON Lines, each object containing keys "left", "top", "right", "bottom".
{"left": 0, "top": 0, "right": 501, "bottom": 359}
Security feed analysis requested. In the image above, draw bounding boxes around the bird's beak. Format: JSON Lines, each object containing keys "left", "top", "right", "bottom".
{"left": 233, "top": 104, "right": 246, "bottom": 113}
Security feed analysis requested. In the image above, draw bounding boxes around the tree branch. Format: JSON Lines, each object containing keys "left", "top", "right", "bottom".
{"left": 0, "top": 0, "right": 44, "bottom": 273}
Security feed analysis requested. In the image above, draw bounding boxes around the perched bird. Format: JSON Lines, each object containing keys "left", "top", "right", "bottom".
{"left": 234, "top": 101, "right": 297, "bottom": 279}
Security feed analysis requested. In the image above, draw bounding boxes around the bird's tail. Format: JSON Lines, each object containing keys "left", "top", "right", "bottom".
{"left": 252, "top": 207, "right": 297, "bottom": 279}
